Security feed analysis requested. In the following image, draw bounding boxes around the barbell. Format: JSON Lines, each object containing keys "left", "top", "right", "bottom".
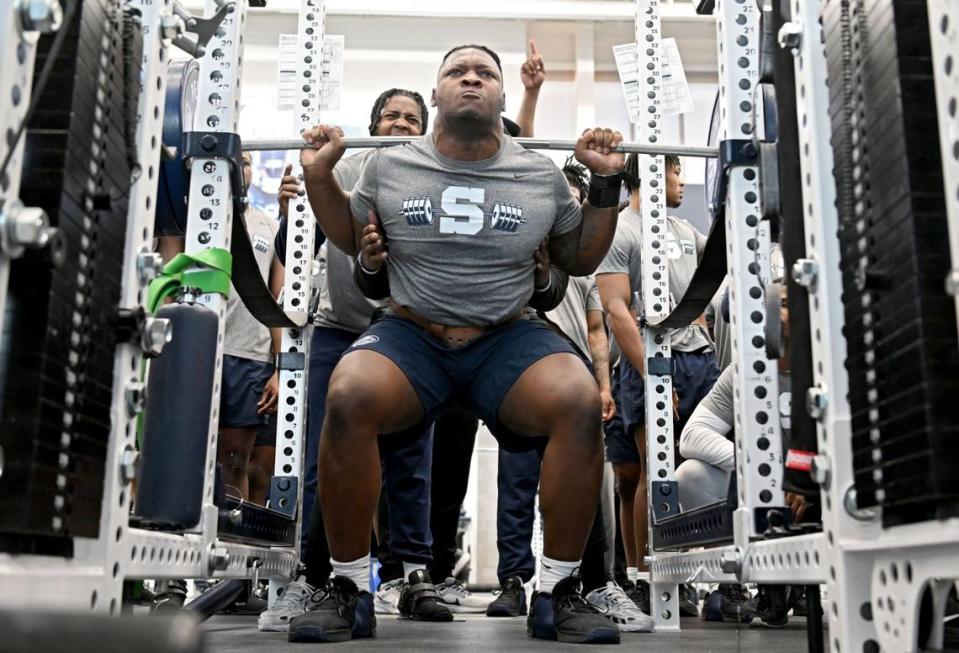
{"left": 242, "top": 136, "right": 718, "bottom": 159}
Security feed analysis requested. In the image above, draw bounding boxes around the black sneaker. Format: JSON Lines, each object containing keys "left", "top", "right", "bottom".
{"left": 679, "top": 584, "right": 699, "bottom": 617}
{"left": 487, "top": 575, "right": 527, "bottom": 617}
{"left": 701, "top": 584, "right": 756, "bottom": 623}
{"left": 288, "top": 576, "right": 376, "bottom": 643}
{"left": 527, "top": 576, "right": 620, "bottom": 644}
{"left": 751, "top": 585, "right": 789, "bottom": 628}
{"left": 624, "top": 580, "right": 651, "bottom": 614}
{"left": 397, "top": 569, "right": 453, "bottom": 622}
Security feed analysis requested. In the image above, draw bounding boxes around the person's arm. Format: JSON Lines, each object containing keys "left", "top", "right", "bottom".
{"left": 547, "top": 129, "right": 625, "bottom": 275}
{"left": 277, "top": 163, "right": 299, "bottom": 219}
{"left": 694, "top": 224, "right": 708, "bottom": 259}
{"left": 354, "top": 255, "right": 390, "bottom": 300}
{"left": 529, "top": 265, "right": 569, "bottom": 312}
{"left": 679, "top": 404, "right": 735, "bottom": 471}
{"left": 528, "top": 239, "right": 568, "bottom": 312}
{"left": 259, "top": 254, "right": 285, "bottom": 416}
{"left": 352, "top": 210, "right": 391, "bottom": 299}
{"left": 679, "top": 368, "right": 735, "bottom": 470}
{"left": 515, "top": 39, "right": 545, "bottom": 137}
{"left": 586, "top": 308, "right": 615, "bottom": 421}
{"left": 300, "top": 125, "right": 365, "bottom": 256}
{"left": 596, "top": 273, "right": 645, "bottom": 376}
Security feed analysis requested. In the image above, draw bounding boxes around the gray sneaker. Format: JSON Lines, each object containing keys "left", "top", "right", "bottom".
{"left": 258, "top": 576, "right": 315, "bottom": 632}
{"left": 435, "top": 577, "right": 487, "bottom": 613}
{"left": 374, "top": 578, "right": 404, "bottom": 615}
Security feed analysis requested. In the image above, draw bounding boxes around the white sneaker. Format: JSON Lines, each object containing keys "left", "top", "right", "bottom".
{"left": 434, "top": 577, "right": 487, "bottom": 613}
{"left": 374, "top": 578, "right": 404, "bottom": 615}
{"left": 586, "top": 581, "right": 654, "bottom": 632}
{"left": 257, "top": 576, "right": 315, "bottom": 632}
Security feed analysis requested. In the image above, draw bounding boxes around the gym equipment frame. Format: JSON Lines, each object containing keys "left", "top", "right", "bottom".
{"left": 0, "top": 1, "right": 956, "bottom": 651}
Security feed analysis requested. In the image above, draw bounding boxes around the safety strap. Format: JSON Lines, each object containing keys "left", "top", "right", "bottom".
{"left": 230, "top": 207, "right": 304, "bottom": 328}
{"left": 651, "top": 215, "right": 727, "bottom": 329}
{"left": 146, "top": 248, "right": 233, "bottom": 313}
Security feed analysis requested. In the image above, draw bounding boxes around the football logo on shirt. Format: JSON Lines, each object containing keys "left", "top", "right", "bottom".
{"left": 398, "top": 186, "right": 526, "bottom": 234}
{"left": 665, "top": 233, "right": 695, "bottom": 260}
{"left": 253, "top": 234, "right": 271, "bottom": 253}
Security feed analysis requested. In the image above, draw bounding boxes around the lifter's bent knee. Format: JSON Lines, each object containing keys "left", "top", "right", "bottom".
{"left": 324, "top": 373, "right": 382, "bottom": 438}
{"left": 550, "top": 382, "right": 603, "bottom": 442}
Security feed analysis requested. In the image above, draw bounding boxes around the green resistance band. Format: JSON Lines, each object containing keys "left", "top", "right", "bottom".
{"left": 147, "top": 248, "right": 233, "bottom": 313}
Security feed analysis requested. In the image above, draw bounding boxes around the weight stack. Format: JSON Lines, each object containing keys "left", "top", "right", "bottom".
{"left": 822, "top": 0, "right": 959, "bottom": 527}
{"left": 0, "top": 0, "right": 142, "bottom": 550}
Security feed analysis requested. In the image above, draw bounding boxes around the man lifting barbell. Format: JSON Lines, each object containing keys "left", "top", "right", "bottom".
{"left": 289, "top": 44, "right": 626, "bottom": 645}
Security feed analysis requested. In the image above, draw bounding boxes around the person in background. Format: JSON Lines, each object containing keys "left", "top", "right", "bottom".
{"left": 595, "top": 154, "right": 717, "bottom": 618}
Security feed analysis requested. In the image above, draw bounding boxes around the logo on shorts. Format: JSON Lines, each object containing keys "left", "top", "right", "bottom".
{"left": 352, "top": 335, "right": 380, "bottom": 347}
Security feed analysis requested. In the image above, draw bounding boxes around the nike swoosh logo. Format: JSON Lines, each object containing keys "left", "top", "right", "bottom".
{"left": 514, "top": 173, "right": 534, "bottom": 179}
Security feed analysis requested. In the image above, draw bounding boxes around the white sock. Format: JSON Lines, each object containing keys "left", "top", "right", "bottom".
{"left": 636, "top": 571, "right": 650, "bottom": 582}
{"left": 540, "top": 556, "right": 580, "bottom": 594}
{"left": 402, "top": 561, "right": 427, "bottom": 581}
{"left": 627, "top": 566, "right": 639, "bottom": 583}
{"left": 331, "top": 555, "right": 370, "bottom": 592}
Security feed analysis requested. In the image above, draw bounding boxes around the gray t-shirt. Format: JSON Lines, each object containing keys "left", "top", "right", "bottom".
{"left": 349, "top": 134, "right": 582, "bottom": 326}
{"left": 224, "top": 206, "right": 278, "bottom": 362}
{"left": 313, "top": 150, "right": 386, "bottom": 334}
{"left": 546, "top": 275, "right": 602, "bottom": 359}
{"left": 595, "top": 207, "right": 711, "bottom": 352}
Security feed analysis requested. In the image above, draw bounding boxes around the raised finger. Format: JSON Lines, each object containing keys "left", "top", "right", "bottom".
{"left": 529, "top": 39, "right": 538, "bottom": 57}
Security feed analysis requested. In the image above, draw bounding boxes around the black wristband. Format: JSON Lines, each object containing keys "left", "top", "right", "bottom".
{"left": 587, "top": 172, "right": 623, "bottom": 208}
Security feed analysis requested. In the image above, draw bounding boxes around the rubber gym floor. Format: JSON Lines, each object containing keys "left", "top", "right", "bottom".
{"left": 203, "top": 597, "right": 822, "bottom": 652}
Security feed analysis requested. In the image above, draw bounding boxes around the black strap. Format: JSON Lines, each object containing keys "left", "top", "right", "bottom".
{"left": 231, "top": 210, "right": 306, "bottom": 328}
{"left": 653, "top": 215, "right": 727, "bottom": 329}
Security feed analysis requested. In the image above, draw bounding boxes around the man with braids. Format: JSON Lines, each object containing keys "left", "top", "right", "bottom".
{"left": 291, "top": 44, "right": 626, "bottom": 644}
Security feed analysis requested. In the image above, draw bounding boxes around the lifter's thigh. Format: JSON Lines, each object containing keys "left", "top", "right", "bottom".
{"left": 497, "top": 352, "right": 601, "bottom": 438}
{"left": 325, "top": 349, "right": 426, "bottom": 435}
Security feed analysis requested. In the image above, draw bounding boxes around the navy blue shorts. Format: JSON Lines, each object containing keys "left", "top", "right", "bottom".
{"left": 603, "top": 365, "right": 629, "bottom": 463}
{"left": 220, "top": 355, "right": 274, "bottom": 429}
{"left": 347, "top": 314, "right": 582, "bottom": 436}
{"left": 606, "top": 350, "right": 721, "bottom": 464}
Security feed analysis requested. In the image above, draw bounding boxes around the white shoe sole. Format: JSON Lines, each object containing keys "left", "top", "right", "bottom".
{"left": 617, "top": 620, "right": 654, "bottom": 633}
{"left": 600, "top": 613, "right": 654, "bottom": 633}
{"left": 257, "top": 616, "right": 293, "bottom": 632}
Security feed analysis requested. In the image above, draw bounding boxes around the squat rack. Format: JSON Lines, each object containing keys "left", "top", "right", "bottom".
{"left": 0, "top": 2, "right": 954, "bottom": 652}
